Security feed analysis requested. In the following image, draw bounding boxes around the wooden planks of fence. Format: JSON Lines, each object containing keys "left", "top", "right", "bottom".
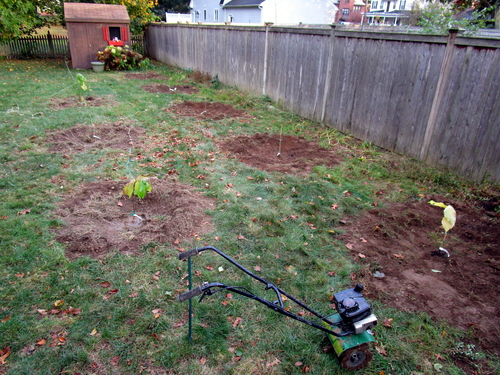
{"left": 146, "top": 23, "right": 500, "bottom": 183}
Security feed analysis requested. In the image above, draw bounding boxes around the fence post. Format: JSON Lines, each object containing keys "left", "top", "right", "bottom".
{"left": 321, "top": 24, "right": 337, "bottom": 124}
{"left": 47, "top": 31, "right": 55, "bottom": 57}
{"left": 419, "top": 28, "right": 459, "bottom": 160}
{"left": 262, "top": 22, "right": 273, "bottom": 96}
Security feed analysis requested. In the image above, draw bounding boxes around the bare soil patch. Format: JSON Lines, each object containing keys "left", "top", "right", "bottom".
{"left": 337, "top": 195, "right": 500, "bottom": 357}
{"left": 219, "top": 133, "right": 342, "bottom": 174}
{"left": 45, "top": 121, "right": 145, "bottom": 153}
{"left": 167, "top": 101, "right": 251, "bottom": 121}
{"left": 48, "top": 96, "right": 118, "bottom": 109}
{"left": 141, "top": 83, "right": 199, "bottom": 95}
{"left": 125, "top": 72, "right": 167, "bottom": 80}
{"left": 54, "top": 178, "right": 215, "bottom": 259}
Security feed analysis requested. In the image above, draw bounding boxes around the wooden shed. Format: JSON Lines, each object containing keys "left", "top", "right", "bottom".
{"left": 64, "top": 3, "right": 130, "bottom": 69}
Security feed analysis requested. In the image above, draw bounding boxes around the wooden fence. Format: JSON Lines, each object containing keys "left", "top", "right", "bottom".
{"left": 0, "top": 32, "right": 69, "bottom": 59}
{"left": 0, "top": 33, "right": 146, "bottom": 59}
{"left": 146, "top": 23, "right": 500, "bottom": 183}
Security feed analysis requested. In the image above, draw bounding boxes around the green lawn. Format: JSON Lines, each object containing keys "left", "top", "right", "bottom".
{"left": 0, "top": 59, "right": 498, "bottom": 375}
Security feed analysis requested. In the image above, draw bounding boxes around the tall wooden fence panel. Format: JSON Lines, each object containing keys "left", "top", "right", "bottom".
{"left": 146, "top": 23, "right": 500, "bottom": 183}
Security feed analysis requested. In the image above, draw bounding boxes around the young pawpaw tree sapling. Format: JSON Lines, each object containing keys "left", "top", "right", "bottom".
{"left": 123, "top": 175, "right": 152, "bottom": 199}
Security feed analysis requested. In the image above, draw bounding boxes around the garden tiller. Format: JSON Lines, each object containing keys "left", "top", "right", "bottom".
{"left": 177, "top": 246, "right": 377, "bottom": 370}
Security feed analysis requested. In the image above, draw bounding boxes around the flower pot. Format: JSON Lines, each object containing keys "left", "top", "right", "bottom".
{"left": 91, "top": 61, "right": 105, "bottom": 73}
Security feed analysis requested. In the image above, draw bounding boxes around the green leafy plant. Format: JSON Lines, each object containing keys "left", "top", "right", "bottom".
{"left": 123, "top": 175, "right": 152, "bottom": 199}
{"left": 75, "top": 73, "right": 88, "bottom": 103}
{"left": 418, "top": 2, "right": 489, "bottom": 35}
{"left": 210, "top": 74, "right": 222, "bottom": 89}
{"left": 96, "top": 45, "right": 150, "bottom": 71}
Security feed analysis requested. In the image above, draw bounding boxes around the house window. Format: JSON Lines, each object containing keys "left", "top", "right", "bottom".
{"left": 341, "top": 8, "right": 350, "bottom": 15}
{"left": 392, "top": 2, "right": 396, "bottom": 9}
{"left": 203, "top": 9, "right": 207, "bottom": 21}
{"left": 399, "top": 0, "right": 406, "bottom": 9}
{"left": 344, "top": 0, "right": 350, "bottom": 3}
{"left": 372, "top": 1, "right": 378, "bottom": 8}
{"left": 214, "top": 9, "right": 219, "bottom": 21}
{"left": 229, "top": 15, "right": 234, "bottom": 22}
{"left": 354, "top": 5, "right": 362, "bottom": 11}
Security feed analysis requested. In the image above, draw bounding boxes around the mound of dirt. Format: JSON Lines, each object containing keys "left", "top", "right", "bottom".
{"left": 54, "top": 179, "right": 214, "bottom": 259}
{"left": 142, "top": 83, "right": 199, "bottom": 95}
{"left": 338, "top": 195, "right": 500, "bottom": 357}
{"left": 46, "top": 122, "right": 145, "bottom": 153}
{"left": 167, "top": 101, "right": 251, "bottom": 121}
{"left": 219, "top": 133, "right": 341, "bottom": 174}
{"left": 49, "top": 96, "right": 118, "bottom": 109}
{"left": 125, "top": 72, "right": 167, "bottom": 80}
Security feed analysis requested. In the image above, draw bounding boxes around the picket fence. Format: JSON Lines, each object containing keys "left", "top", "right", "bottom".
{"left": 0, "top": 33, "right": 146, "bottom": 59}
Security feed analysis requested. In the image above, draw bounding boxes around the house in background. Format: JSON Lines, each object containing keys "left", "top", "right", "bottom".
{"left": 333, "top": 0, "right": 366, "bottom": 23}
{"left": 365, "top": 0, "right": 431, "bottom": 25}
{"left": 189, "top": 0, "right": 338, "bottom": 25}
{"left": 64, "top": 3, "right": 130, "bottom": 69}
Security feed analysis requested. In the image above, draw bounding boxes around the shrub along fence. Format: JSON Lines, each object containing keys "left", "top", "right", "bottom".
{"left": 146, "top": 23, "right": 500, "bottom": 184}
{"left": 0, "top": 32, "right": 146, "bottom": 59}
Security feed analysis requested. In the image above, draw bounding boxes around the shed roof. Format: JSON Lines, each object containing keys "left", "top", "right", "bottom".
{"left": 64, "top": 3, "right": 130, "bottom": 23}
{"left": 223, "top": 0, "right": 265, "bottom": 7}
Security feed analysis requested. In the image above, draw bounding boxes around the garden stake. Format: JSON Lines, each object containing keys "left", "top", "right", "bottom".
{"left": 178, "top": 246, "right": 377, "bottom": 370}
{"left": 188, "top": 256, "right": 193, "bottom": 342}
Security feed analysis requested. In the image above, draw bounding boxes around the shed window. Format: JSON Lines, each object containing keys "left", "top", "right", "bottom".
{"left": 103, "top": 26, "right": 128, "bottom": 45}
{"left": 109, "top": 27, "right": 121, "bottom": 40}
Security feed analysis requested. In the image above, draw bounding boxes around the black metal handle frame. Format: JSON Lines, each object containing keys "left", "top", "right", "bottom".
{"left": 178, "top": 246, "right": 354, "bottom": 337}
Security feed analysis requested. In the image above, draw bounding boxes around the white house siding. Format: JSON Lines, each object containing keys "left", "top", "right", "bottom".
{"left": 190, "top": 0, "right": 228, "bottom": 23}
{"left": 224, "top": 7, "right": 263, "bottom": 23}
{"left": 261, "top": 0, "right": 338, "bottom": 25}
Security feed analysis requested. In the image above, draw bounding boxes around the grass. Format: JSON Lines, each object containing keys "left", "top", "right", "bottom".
{"left": 0, "top": 59, "right": 499, "bottom": 375}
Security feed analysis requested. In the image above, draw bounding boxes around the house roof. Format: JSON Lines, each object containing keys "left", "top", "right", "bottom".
{"left": 64, "top": 3, "right": 130, "bottom": 23}
{"left": 223, "top": 0, "right": 266, "bottom": 7}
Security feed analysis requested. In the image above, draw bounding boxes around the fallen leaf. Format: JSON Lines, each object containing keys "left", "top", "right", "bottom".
{"left": 233, "top": 317, "right": 243, "bottom": 328}
{"left": 152, "top": 308, "right": 164, "bottom": 319}
{"left": 36, "top": 339, "right": 46, "bottom": 346}
{"left": 302, "top": 364, "right": 311, "bottom": 373}
{"left": 89, "top": 328, "right": 98, "bottom": 336}
{"left": 295, "top": 361, "right": 303, "bottom": 367}
{"left": 37, "top": 309, "right": 48, "bottom": 316}
{"left": 393, "top": 254, "right": 404, "bottom": 259}
{"left": 53, "top": 300, "right": 64, "bottom": 307}
{"left": 117, "top": 201, "right": 123, "bottom": 207}
{"left": 331, "top": 203, "right": 338, "bottom": 210}
{"left": 152, "top": 333, "right": 160, "bottom": 340}
{"left": 0, "top": 216, "right": 8, "bottom": 220}
{"left": 173, "top": 319, "right": 186, "bottom": 327}
{"left": 100, "top": 281, "right": 111, "bottom": 288}
{"left": 266, "top": 358, "right": 281, "bottom": 367}
{"left": 129, "top": 292, "right": 138, "bottom": 298}
{"left": 0, "top": 347, "right": 11, "bottom": 364}
{"left": 254, "top": 265, "right": 261, "bottom": 272}
{"left": 346, "top": 243, "right": 354, "bottom": 250}
{"left": 375, "top": 345, "right": 388, "bottom": 356}
{"left": 327, "top": 271, "right": 336, "bottom": 277}
{"left": 200, "top": 357, "right": 207, "bottom": 365}
{"left": 358, "top": 253, "right": 366, "bottom": 259}
{"left": 1, "top": 316, "right": 11, "bottom": 323}
{"left": 382, "top": 317, "right": 393, "bottom": 328}
{"left": 435, "top": 353, "right": 445, "bottom": 360}
{"left": 110, "top": 355, "right": 120, "bottom": 366}
{"left": 247, "top": 176, "right": 254, "bottom": 180}
{"left": 17, "top": 209, "right": 31, "bottom": 215}
{"left": 237, "top": 235, "right": 245, "bottom": 240}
